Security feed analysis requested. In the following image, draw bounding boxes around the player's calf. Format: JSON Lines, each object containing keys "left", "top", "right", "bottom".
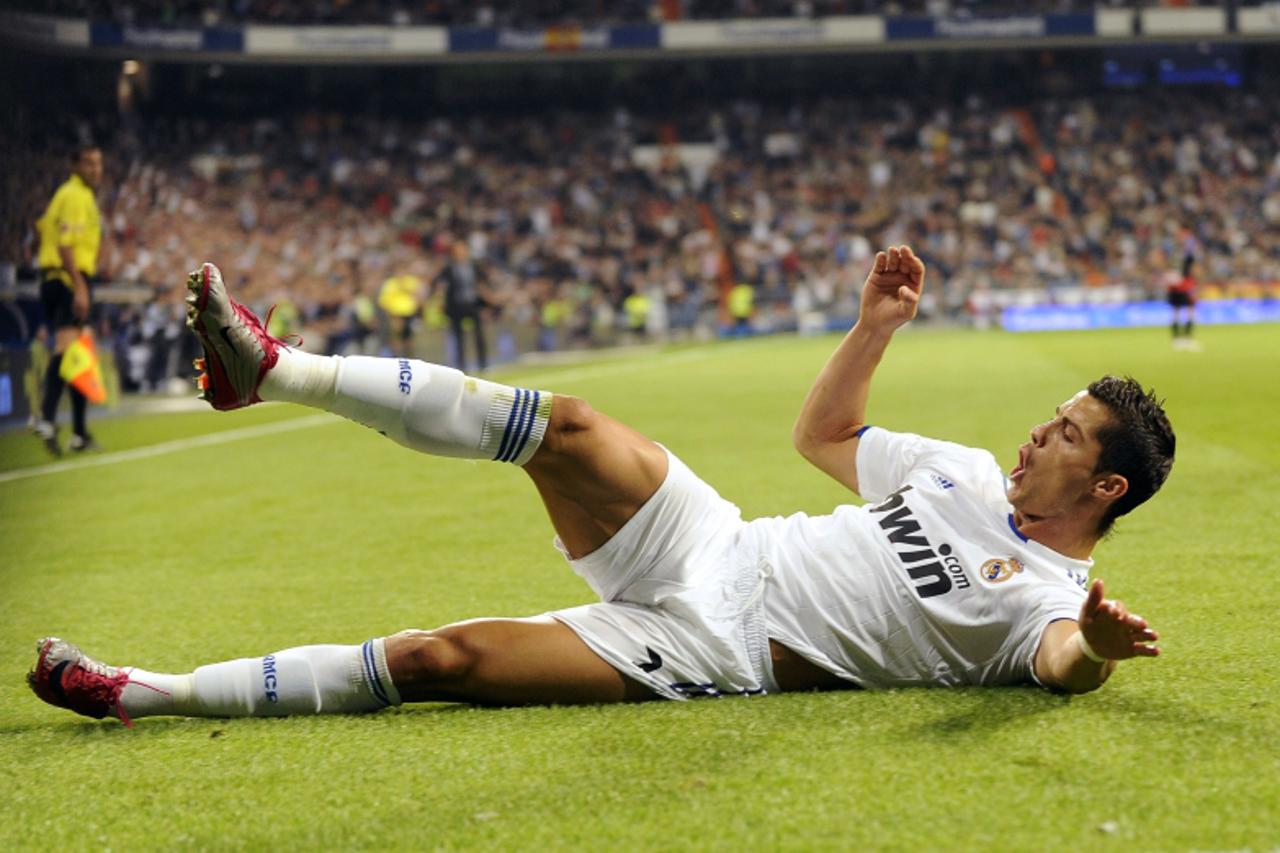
{"left": 28, "top": 636, "right": 402, "bottom": 724}
{"left": 185, "top": 261, "right": 552, "bottom": 465}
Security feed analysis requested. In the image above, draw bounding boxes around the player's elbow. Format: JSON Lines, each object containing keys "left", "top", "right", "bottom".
{"left": 1042, "top": 662, "right": 1114, "bottom": 695}
{"left": 792, "top": 421, "right": 862, "bottom": 461}
{"left": 790, "top": 411, "right": 833, "bottom": 456}
{"left": 791, "top": 422, "right": 821, "bottom": 462}
{"left": 1051, "top": 677, "right": 1106, "bottom": 696}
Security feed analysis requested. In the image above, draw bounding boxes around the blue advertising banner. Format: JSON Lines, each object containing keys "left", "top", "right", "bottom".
{"left": 610, "top": 24, "right": 662, "bottom": 49}
{"left": 885, "top": 13, "right": 1094, "bottom": 41}
{"left": 448, "top": 27, "right": 498, "bottom": 52}
{"left": 90, "top": 23, "right": 244, "bottom": 51}
{"left": 202, "top": 27, "right": 244, "bottom": 51}
{"left": 1002, "top": 299, "right": 1280, "bottom": 333}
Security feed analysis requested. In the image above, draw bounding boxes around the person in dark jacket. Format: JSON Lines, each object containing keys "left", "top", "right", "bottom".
{"left": 432, "top": 240, "right": 494, "bottom": 371}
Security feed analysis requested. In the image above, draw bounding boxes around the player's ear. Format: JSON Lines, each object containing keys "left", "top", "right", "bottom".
{"left": 1092, "top": 473, "right": 1128, "bottom": 502}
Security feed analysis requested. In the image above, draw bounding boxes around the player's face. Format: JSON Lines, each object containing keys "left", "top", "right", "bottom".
{"left": 77, "top": 149, "right": 104, "bottom": 189}
{"left": 1007, "top": 390, "right": 1113, "bottom": 522}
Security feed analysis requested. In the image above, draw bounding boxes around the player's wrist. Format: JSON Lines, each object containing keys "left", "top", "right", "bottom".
{"left": 851, "top": 320, "right": 895, "bottom": 346}
{"left": 1074, "top": 631, "right": 1109, "bottom": 664}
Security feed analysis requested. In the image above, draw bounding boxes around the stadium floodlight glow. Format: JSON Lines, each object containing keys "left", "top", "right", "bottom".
{"left": 123, "top": 60, "right": 141, "bottom": 76}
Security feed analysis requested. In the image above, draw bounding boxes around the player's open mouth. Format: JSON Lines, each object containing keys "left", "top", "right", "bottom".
{"left": 1010, "top": 445, "right": 1028, "bottom": 481}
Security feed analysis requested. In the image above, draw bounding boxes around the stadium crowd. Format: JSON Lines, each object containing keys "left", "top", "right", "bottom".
{"left": 14, "top": 0, "right": 1242, "bottom": 28}
{"left": 7, "top": 89, "right": 1280, "bottom": 384}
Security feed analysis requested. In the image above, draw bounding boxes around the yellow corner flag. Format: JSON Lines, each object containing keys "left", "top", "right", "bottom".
{"left": 58, "top": 331, "right": 107, "bottom": 404}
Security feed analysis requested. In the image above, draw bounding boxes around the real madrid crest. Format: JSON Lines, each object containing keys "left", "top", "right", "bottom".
{"left": 979, "top": 557, "right": 1026, "bottom": 584}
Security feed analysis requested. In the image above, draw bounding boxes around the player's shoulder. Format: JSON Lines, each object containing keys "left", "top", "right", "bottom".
{"left": 887, "top": 428, "right": 999, "bottom": 475}
{"left": 856, "top": 427, "right": 1005, "bottom": 506}
{"left": 926, "top": 444, "right": 1005, "bottom": 508}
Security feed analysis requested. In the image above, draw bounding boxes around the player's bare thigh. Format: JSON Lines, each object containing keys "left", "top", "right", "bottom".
{"left": 383, "top": 618, "right": 847, "bottom": 705}
{"left": 384, "top": 615, "right": 656, "bottom": 705}
{"left": 769, "top": 641, "right": 852, "bottom": 692}
{"left": 523, "top": 394, "right": 669, "bottom": 559}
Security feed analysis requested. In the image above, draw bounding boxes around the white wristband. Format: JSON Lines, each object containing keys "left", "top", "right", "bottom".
{"left": 1075, "top": 631, "right": 1108, "bottom": 663}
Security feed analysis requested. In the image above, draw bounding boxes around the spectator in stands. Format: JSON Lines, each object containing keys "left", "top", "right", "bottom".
{"left": 6, "top": 88, "right": 1280, "bottom": 389}
{"left": 11, "top": 0, "right": 1204, "bottom": 28}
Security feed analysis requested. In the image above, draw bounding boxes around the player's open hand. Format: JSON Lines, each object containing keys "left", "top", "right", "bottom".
{"left": 860, "top": 246, "right": 925, "bottom": 333}
{"left": 1078, "top": 579, "right": 1160, "bottom": 661}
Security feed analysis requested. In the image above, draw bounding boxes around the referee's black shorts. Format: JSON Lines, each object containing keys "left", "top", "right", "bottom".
{"left": 1167, "top": 290, "right": 1194, "bottom": 309}
{"left": 40, "top": 273, "right": 88, "bottom": 333}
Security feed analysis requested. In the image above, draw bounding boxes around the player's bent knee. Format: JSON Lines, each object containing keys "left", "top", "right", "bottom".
{"left": 386, "top": 628, "right": 476, "bottom": 687}
{"left": 550, "top": 395, "right": 597, "bottom": 433}
{"left": 540, "top": 395, "right": 599, "bottom": 453}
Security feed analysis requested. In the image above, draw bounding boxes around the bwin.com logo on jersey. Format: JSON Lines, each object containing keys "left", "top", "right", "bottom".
{"left": 979, "top": 557, "right": 1025, "bottom": 584}
{"left": 930, "top": 474, "right": 956, "bottom": 491}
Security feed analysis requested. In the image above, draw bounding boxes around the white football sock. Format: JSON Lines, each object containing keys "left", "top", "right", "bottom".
{"left": 262, "top": 350, "right": 551, "bottom": 466}
{"left": 118, "top": 639, "right": 400, "bottom": 720}
{"left": 117, "top": 670, "right": 192, "bottom": 719}
{"left": 260, "top": 347, "right": 340, "bottom": 407}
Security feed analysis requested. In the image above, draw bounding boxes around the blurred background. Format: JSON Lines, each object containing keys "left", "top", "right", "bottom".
{"left": 1, "top": 1, "right": 1278, "bottom": 422}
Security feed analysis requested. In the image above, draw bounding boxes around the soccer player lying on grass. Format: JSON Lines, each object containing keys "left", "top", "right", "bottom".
{"left": 29, "top": 246, "right": 1174, "bottom": 726}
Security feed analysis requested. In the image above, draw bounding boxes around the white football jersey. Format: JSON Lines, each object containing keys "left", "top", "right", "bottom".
{"left": 749, "top": 427, "right": 1091, "bottom": 688}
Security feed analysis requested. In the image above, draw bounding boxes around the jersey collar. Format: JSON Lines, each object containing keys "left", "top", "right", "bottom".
{"left": 1003, "top": 510, "right": 1094, "bottom": 575}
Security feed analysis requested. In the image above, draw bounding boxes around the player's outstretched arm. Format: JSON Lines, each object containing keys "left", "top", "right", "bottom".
{"left": 792, "top": 245, "right": 924, "bottom": 494}
{"left": 1033, "top": 579, "right": 1160, "bottom": 694}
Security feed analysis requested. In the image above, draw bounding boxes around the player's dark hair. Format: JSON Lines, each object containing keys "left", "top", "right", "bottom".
{"left": 71, "top": 145, "right": 100, "bottom": 164}
{"left": 1087, "top": 376, "right": 1176, "bottom": 535}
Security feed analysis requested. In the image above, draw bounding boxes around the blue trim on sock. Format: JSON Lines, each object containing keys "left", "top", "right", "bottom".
{"left": 500, "top": 388, "right": 534, "bottom": 463}
{"left": 504, "top": 390, "right": 534, "bottom": 462}
{"left": 361, "top": 640, "right": 390, "bottom": 707}
{"left": 508, "top": 390, "right": 541, "bottom": 464}
{"left": 359, "top": 642, "right": 376, "bottom": 703}
{"left": 365, "top": 641, "right": 390, "bottom": 707}
{"left": 493, "top": 388, "right": 525, "bottom": 462}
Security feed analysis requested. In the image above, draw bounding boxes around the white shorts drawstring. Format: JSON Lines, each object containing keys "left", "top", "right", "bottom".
{"left": 730, "top": 555, "right": 775, "bottom": 621}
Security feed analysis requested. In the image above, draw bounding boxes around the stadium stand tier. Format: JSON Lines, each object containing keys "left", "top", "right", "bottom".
{"left": 9, "top": 0, "right": 1250, "bottom": 27}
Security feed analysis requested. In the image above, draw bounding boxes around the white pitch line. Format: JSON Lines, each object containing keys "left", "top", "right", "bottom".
{"left": 0, "top": 414, "right": 337, "bottom": 485}
{"left": 0, "top": 347, "right": 722, "bottom": 485}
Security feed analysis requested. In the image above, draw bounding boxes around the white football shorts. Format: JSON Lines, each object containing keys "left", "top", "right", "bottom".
{"left": 549, "top": 447, "right": 778, "bottom": 700}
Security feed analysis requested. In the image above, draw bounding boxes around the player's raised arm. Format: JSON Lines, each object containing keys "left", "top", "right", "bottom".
{"left": 792, "top": 245, "right": 924, "bottom": 494}
{"left": 1033, "top": 579, "right": 1160, "bottom": 694}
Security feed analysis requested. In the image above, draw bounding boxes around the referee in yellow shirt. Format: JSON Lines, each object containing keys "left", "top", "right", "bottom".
{"left": 34, "top": 146, "right": 104, "bottom": 455}
{"left": 378, "top": 271, "right": 422, "bottom": 359}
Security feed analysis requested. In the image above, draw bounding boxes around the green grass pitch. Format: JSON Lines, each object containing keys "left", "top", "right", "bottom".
{"left": 1, "top": 325, "right": 1277, "bottom": 850}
